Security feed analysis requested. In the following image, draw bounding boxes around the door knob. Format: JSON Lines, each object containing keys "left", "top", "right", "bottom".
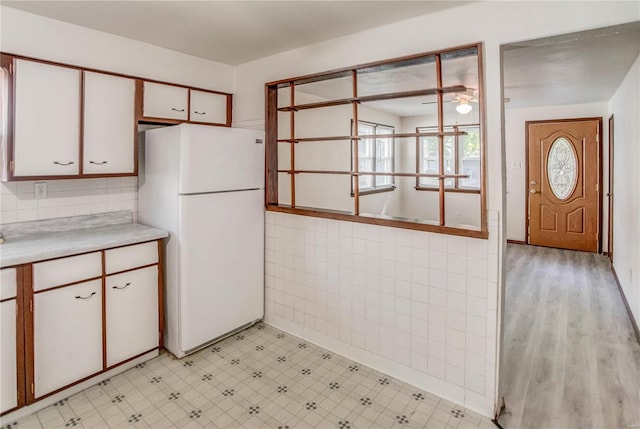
{"left": 530, "top": 189, "right": 538, "bottom": 194}
{"left": 530, "top": 180, "right": 537, "bottom": 185}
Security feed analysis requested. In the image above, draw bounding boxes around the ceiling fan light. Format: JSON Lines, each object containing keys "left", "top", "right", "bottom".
{"left": 456, "top": 101, "right": 472, "bottom": 115}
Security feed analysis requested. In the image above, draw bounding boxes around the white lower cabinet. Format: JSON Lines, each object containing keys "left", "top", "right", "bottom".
{"left": 34, "top": 279, "right": 103, "bottom": 398}
{"left": 1, "top": 267, "right": 18, "bottom": 414}
{"left": 1, "top": 299, "right": 17, "bottom": 414}
{"left": 106, "top": 266, "right": 159, "bottom": 367}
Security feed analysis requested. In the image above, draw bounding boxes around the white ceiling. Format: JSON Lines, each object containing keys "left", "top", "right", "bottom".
{"left": 3, "top": 1, "right": 471, "bottom": 66}
{"left": 4, "top": 3, "right": 638, "bottom": 109}
{"left": 503, "top": 22, "right": 640, "bottom": 109}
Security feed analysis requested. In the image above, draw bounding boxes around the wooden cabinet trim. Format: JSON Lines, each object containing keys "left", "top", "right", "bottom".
{"left": 0, "top": 52, "right": 232, "bottom": 97}
{"left": 6, "top": 239, "right": 163, "bottom": 410}
{"left": 23, "top": 264, "right": 35, "bottom": 405}
{"left": 1, "top": 52, "right": 231, "bottom": 181}
{"left": 105, "top": 262, "right": 159, "bottom": 278}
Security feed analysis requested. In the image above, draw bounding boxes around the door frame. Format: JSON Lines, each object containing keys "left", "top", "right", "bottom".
{"left": 524, "top": 117, "right": 603, "bottom": 252}
{"left": 607, "top": 115, "right": 614, "bottom": 262}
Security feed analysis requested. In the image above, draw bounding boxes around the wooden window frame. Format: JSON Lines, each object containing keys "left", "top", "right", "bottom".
{"left": 416, "top": 124, "right": 481, "bottom": 194}
{"left": 265, "top": 43, "right": 487, "bottom": 239}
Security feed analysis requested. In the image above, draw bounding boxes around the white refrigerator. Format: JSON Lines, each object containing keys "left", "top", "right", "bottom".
{"left": 138, "top": 123, "right": 264, "bottom": 358}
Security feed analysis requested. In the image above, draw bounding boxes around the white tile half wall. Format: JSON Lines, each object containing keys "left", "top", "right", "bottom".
{"left": 0, "top": 177, "right": 138, "bottom": 224}
{"left": 264, "top": 211, "right": 500, "bottom": 417}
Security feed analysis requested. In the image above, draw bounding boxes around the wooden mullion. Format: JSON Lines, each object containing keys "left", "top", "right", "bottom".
{"left": 277, "top": 136, "right": 356, "bottom": 143}
{"left": 276, "top": 85, "right": 466, "bottom": 112}
{"left": 265, "top": 85, "right": 278, "bottom": 205}
{"left": 289, "top": 82, "right": 296, "bottom": 208}
{"left": 352, "top": 70, "right": 359, "bottom": 216}
{"left": 276, "top": 169, "right": 466, "bottom": 179}
{"left": 436, "top": 54, "right": 445, "bottom": 227}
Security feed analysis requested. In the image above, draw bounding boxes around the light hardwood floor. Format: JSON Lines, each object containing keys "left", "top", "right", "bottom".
{"left": 498, "top": 244, "right": 640, "bottom": 429}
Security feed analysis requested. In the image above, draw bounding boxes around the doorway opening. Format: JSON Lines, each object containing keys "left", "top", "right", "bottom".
{"left": 498, "top": 22, "right": 640, "bottom": 428}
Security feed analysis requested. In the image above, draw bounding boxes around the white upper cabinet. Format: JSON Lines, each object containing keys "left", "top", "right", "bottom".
{"left": 83, "top": 72, "right": 136, "bottom": 174}
{"left": 142, "top": 82, "right": 188, "bottom": 120}
{"left": 190, "top": 90, "right": 228, "bottom": 125}
{"left": 13, "top": 59, "right": 80, "bottom": 177}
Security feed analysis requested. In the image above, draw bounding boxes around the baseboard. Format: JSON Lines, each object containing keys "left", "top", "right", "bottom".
{"left": 611, "top": 266, "right": 640, "bottom": 345}
{"left": 506, "top": 240, "right": 526, "bottom": 245}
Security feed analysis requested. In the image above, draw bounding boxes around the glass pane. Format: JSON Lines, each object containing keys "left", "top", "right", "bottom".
{"left": 358, "top": 56, "right": 437, "bottom": 97}
{"left": 417, "top": 128, "right": 454, "bottom": 188}
{"left": 296, "top": 174, "right": 353, "bottom": 213}
{"left": 295, "top": 104, "right": 352, "bottom": 139}
{"left": 444, "top": 192, "right": 481, "bottom": 230}
{"left": 458, "top": 126, "right": 481, "bottom": 189}
{"left": 295, "top": 73, "right": 353, "bottom": 103}
{"left": 547, "top": 137, "right": 577, "bottom": 200}
{"left": 441, "top": 48, "right": 480, "bottom": 127}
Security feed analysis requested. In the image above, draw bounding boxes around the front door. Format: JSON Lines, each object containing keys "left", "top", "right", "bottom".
{"left": 527, "top": 119, "right": 600, "bottom": 252}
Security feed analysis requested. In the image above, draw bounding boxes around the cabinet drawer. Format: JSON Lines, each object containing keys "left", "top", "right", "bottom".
{"left": 34, "top": 279, "right": 102, "bottom": 398}
{"left": 143, "top": 82, "right": 188, "bottom": 120}
{"left": 106, "top": 266, "right": 159, "bottom": 367}
{"left": 33, "top": 252, "right": 102, "bottom": 292}
{"left": 1, "top": 268, "right": 17, "bottom": 300}
{"left": 190, "top": 90, "right": 227, "bottom": 124}
{"left": 105, "top": 241, "right": 158, "bottom": 274}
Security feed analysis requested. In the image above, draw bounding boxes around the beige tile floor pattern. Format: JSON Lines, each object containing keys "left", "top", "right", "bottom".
{"left": 1, "top": 323, "right": 496, "bottom": 429}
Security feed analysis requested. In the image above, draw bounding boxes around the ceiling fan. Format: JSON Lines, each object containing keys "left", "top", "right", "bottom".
{"left": 421, "top": 89, "right": 479, "bottom": 114}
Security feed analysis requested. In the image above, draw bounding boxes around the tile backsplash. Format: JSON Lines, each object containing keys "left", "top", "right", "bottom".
{"left": 0, "top": 177, "right": 137, "bottom": 225}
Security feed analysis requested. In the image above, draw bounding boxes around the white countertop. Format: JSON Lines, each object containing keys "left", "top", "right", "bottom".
{"left": 0, "top": 212, "right": 168, "bottom": 268}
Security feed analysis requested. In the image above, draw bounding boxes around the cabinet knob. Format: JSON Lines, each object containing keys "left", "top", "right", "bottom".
{"left": 75, "top": 291, "right": 96, "bottom": 300}
{"left": 89, "top": 161, "right": 108, "bottom": 165}
{"left": 53, "top": 161, "right": 74, "bottom": 166}
{"left": 171, "top": 107, "right": 185, "bottom": 112}
{"left": 194, "top": 111, "right": 206, "bottom": 115}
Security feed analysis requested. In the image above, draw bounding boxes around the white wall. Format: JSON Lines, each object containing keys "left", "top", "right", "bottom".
{"left": 504, "top": 102, "right": 609, "bottom": 242}
{"left": 608, "top": 54, "right": 640, "bottom": 326}
{"left": 0, "top": 6, "right": 234, "bottom": 225}
{"left": 234, "top": 1, "right": 639, "bottom": 417}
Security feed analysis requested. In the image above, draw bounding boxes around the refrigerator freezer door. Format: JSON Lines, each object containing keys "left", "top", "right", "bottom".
{"left": 178, "top": 189, "right": 264, "bottom": 353}
{"left": 178, "top": 125, "right": 264, "bottom": 194}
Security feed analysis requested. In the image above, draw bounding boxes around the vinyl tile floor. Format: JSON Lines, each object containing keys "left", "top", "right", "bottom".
{"left": 2, "top": 323, "right": 496, "bottom": 429}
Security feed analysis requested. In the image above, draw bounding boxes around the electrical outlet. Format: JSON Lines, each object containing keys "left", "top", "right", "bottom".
{"left": 35, "top": 182, "right": 47, "bottom": 200}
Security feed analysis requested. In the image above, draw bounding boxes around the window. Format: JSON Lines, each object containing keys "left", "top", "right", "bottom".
{"left": 418, "top": 125, "right": 481, "bottom": 191}
{"left": 264, "top": 43, "right": 486, "bottom": 238}
{"left": 355, "top": 121, "right": 395, "bottom": 194}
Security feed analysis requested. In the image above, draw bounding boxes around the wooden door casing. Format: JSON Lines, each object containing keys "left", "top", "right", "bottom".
{"left": 527, "top": 119, "right": 601, "bottom": 252}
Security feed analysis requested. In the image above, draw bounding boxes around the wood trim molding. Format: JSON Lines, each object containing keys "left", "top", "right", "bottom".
{"left": 607, "top": 115, "right": 614, "bottom": 262}
{"left": 23, "top": 264, "right": 35, "bottom": 405}
{"left": 611, "top": 266, "right": 640, "bottom": 345}
{"left": 267, "top": 205, "right": 488, "bottom": 239}
{"left": 506, "top": 239, "right": 526, "bottom": 245}
{"left": 15, "top": 265, "right": 26, "bottom": 410}
{"left": 0, "top": 52, "right": 232, "bottom": 97}
{"left": 157, "top": 241, "right": 165, "bottom": 349}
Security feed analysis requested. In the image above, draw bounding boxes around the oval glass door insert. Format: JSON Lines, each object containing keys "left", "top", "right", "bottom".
{"left": 547, "top": 137, "right": 577, "bottom": 200}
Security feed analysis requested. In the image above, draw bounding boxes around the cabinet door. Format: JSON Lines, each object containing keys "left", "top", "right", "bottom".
{"left": 189, "top": 90, "right": 228, "bottom": 125}
{"left": 142, "top": 82, "right": 188, "bottom": 120}
{"left": 34, "top": 280, "right": 102, "bottom": 398}
{"left": 13, "top": 59, "right": 80, "bottom": 177}
{"left": 106, "top": 266, "right": 159, "bottom": 367}
{"left": 1, "top": 299, "right": 17, "bottom": 413}
{"left": 83, "top": 72, "right": 135, "bottom": 174}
